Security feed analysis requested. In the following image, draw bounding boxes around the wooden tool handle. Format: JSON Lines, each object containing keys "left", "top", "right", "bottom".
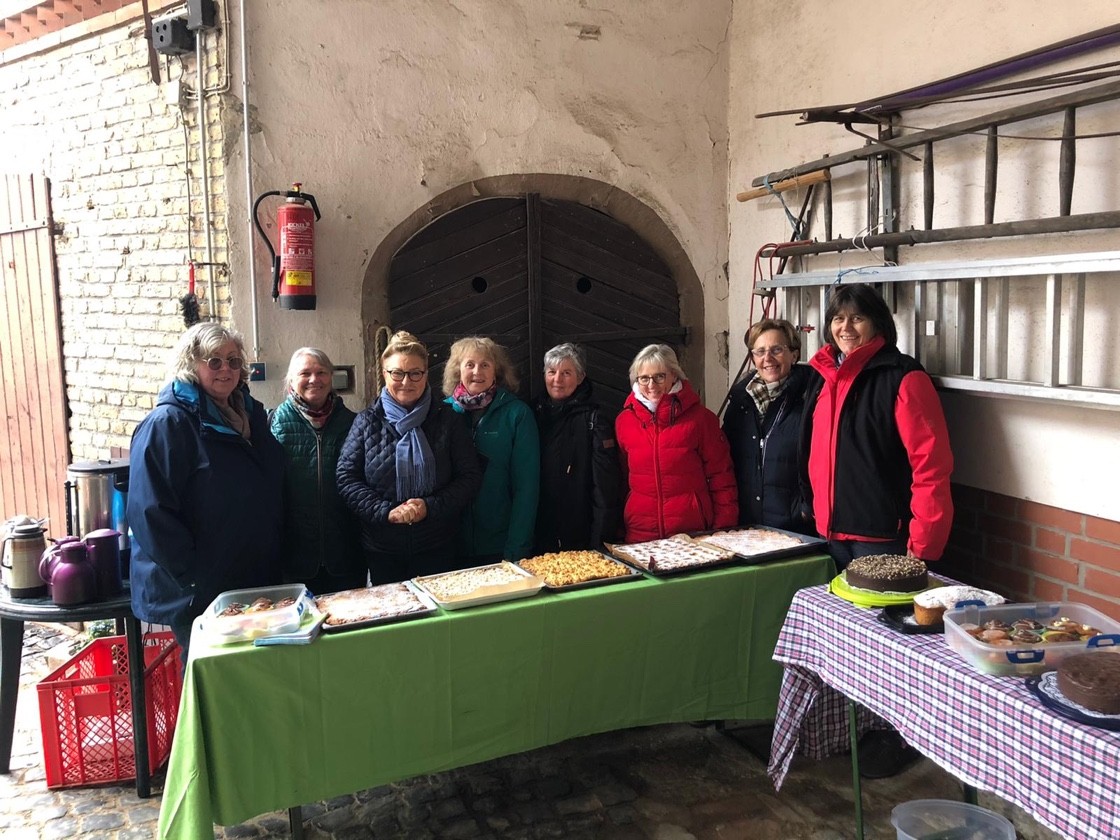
{"left": 737, "top": 170, "right": 829, "bottom": 203}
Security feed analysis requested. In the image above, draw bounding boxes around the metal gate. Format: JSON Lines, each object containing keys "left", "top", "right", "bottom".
{"left": 389, "top": 194, "right": 685, "bottom": 414}
{"left": 0, "top": 174, "right": 69, "bottom": 530}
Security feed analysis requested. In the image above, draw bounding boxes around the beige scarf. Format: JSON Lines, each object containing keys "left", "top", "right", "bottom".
{"left": 215, "top": 389, "right": 252, "bottom": 440}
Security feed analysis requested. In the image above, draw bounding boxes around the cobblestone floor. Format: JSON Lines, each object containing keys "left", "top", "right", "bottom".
{"left": 0, "top": 623, "right": 1063, "bottom": 839}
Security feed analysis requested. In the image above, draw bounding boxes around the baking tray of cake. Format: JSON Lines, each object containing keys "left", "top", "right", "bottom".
{"left": 1026, "top": 672, "right": 1120, "bottom": 731}
{"left": 689, "top": 526, "right": 827, "bottom": 566}
{"left": 517, "top": 550, "right": 644, "bottom": 592}
{"left": 605, "top": 534, "right": 738, "bottom": 577}
{"left": 412, "top": 561, "right": 544, "bottom": 610}
{"left": 314, "top": 581, "right": 438, "bottom": 632}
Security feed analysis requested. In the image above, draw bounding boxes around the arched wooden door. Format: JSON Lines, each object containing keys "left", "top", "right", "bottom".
{"left": 388, "top": 194, "right": 685, "bottom": 415}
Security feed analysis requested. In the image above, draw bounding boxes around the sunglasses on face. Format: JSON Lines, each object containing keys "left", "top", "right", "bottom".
{"left": 636, "top": 373, "right": 668, "bottom": 385}
{"left": 204, "top": 356, "right": 244, "bottom": 371}
{"left": 385, "top": 369, "right": 427, "bottom": 382}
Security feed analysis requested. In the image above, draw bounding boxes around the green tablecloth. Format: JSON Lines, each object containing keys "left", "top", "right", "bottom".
{"left": 158, "top": 553, "right": 833, "bottom": 839}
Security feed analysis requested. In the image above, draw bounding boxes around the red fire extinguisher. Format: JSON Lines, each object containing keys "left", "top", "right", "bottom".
{"left": 253, "top": 183, "right": 322, "bottom": 310}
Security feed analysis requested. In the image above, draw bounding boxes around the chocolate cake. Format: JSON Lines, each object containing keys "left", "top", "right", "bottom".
{"left": 1056, "top": 651, "right": 1120, "bottom": 714}
{"left": 844, "top": 554, "right": 928, "bottom": 593}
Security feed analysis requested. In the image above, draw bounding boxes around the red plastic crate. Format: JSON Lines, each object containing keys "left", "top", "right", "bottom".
{"left": 36, "top": 632, "right": 182, "bottom": 789}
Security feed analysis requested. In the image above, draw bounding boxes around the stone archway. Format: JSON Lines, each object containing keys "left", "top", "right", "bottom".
{"left": 360, "top": 174, "right": 706, "bottom": 400}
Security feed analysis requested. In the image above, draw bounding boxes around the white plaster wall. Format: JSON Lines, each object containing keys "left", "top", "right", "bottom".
{"left": 224, "top": 0, "right": 732, "bottom": 409}
{"left": 728, "top": 1, "right": 1120, "bottom": 519}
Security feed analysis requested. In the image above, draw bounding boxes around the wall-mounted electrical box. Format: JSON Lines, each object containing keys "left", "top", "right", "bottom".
{"left": 332, "top": 366, "right": 355, "bottom": 394}
{"left": 153, "top": 17, "right": 194, "bottom": 55}
{"left": 186, "top": 0, "right": 217, "bottom": 31}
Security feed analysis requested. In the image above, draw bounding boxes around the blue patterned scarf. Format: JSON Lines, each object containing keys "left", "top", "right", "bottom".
{"left": 380, "top": 386, "right": 436, "bottom": 500}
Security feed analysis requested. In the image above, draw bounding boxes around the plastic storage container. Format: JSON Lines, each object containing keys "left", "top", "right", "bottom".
{"left": 202, "top": 583, "right": 310, "bottom": 642}
{"left": 944, "top": 601, "right": 1120, "bottom": 677}
{"left": 892, "top": 799, "right": 1015, "bottom": 840}
{"left": 37, "top": 632, "right": 182, "bottom": 789}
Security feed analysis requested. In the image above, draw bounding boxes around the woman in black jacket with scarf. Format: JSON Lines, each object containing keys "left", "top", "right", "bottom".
{"left": 723, "top": 319, "right": 815, "bottom": 535}
{"left": 337, "top": 332, "right": 482, "bottom": 584}
{"left": 532, "top": 343, "right": 621, "bottom": 552}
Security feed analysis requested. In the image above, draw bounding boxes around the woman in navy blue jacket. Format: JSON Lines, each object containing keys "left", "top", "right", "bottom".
{"left": 337, "top": 332, "right": 482, "bottom": 584}
{"left": 127, "top": 323, "right": 284, "bottom": 659}
{"left": 723, "top": 319, "right": 815, "bottom": 534}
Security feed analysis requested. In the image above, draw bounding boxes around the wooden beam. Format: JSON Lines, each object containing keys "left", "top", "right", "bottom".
{"left": 736, "top": 170, "right": 829, "bottom": 203}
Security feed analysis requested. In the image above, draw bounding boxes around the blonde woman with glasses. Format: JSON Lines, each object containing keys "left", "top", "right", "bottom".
{"left": 615, "top": 344, "right": 737, "bottom": 542}
{"left": 127, "top": 322, "right": 284, "bottom": 662}
{"left": 337, "top": 331, "right": 482, "bottom": 583}
{"left": 722, "top": 318, "right": 816, "bottom": 535}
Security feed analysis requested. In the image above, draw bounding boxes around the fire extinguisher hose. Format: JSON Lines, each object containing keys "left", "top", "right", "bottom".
{"left": 252, "top": 190, "right": 285, "bottom": 300}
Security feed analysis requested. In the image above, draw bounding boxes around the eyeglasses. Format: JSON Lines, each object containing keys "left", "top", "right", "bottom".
{"left": 636, "top": 373, "right": 669, "bottom": 385}
{"left": 750, "top": 346, "right": 788, "bottom": 359}
{"left": 385, "top": 369, "right": 427, "bottom": 382}
{"left": 204, "top": 356, "right": 244, "bottom": 371}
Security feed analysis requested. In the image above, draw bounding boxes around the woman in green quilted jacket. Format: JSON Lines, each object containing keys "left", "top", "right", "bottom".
{"left": 270, "top": 347, "right": 366, "bottom": 594}
{"left": 444, "top": 337, "right": 540, "bottom": 562}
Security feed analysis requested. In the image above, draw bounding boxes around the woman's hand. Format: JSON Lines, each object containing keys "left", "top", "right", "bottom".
{"left": 404, "top": 498, "right": 428, "bottom": 523}
{"left": 388, "top": 499, "right": 427, "bottom": 525}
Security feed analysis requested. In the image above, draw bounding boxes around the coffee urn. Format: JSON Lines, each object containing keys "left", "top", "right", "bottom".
{"left": 66, "top": 458, "right": 130, "bottom": 576}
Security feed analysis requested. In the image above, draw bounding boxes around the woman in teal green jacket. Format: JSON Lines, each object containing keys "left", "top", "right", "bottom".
{"left": 443, "top": 337, "right": 540, "bottom": 562}
{"left": 270, "top": 347, "right": 365, "bottom": 594}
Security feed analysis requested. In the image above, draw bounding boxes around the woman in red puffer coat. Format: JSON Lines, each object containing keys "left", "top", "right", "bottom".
{"left": 615, "top": 344, "right": 738, "bottom": 542}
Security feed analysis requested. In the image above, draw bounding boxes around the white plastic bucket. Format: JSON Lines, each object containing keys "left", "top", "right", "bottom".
{"left": 891, "top": 799, "right": 1015, "bottom": 840}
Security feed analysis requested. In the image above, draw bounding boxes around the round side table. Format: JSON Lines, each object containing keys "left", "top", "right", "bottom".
{"left": 0, "top": 588, "right": 152, "bottom": 798}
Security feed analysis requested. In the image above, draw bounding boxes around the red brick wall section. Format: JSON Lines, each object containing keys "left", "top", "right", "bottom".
{"left": 942, "top": 484, "right": 1120, "bottom": 623}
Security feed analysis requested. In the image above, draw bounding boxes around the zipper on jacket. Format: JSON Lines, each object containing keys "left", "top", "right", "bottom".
{"left": 315, "top": 428, "right": 326, "bottom": 574}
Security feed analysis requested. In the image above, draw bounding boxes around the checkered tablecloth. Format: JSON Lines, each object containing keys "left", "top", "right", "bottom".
{"left": 768, "top": 582, "right": 1120, "bottom": 840}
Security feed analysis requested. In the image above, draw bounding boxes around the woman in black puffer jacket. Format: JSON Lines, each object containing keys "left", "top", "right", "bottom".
{"left": 532, "top": 343, "right": 621, "bottom": 552}
{"left": 337, "top": 332, "right": 482, "bottom": 584}
{"left": 723, "top": 319, "right": 816, "bottom": 535}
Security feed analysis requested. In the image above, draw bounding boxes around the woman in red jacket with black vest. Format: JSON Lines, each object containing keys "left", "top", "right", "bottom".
{"left": 615, "top": 344, "right": 738, "bottom": 541}
{"left": 801, "top": 283, "right": 953, "bottom": 570}
{"left": 802, "top": 283, "right": 954, "bottom": 779}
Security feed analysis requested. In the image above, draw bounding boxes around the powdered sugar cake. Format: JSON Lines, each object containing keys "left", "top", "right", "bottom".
{"left": 607, "top": 534, "right": 735, "bottom": 573}
{"left": 696, "top": 528, "right": 805, "bottom": 557}
{"left": 315, "top": 582, "right": 434, "bottom": 630}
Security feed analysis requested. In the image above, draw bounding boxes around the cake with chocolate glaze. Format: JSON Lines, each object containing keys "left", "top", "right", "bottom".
{"left": 1056, "top": 652, "right": 1120, "bottom": 714}
{"left": 844, "top": 554, "right": 928, "bottom": 594}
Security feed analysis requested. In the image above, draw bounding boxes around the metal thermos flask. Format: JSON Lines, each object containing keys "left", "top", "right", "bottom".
{"left": 66, "top": 458, "right": 130, "bottom": 579}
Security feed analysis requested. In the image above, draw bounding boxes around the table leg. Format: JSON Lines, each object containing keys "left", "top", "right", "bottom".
{"left": 0, "top": 618, "right": 25, "bottom": 773}
{"left": 963, "top": 783, "right": 978, "bottom": 805}
{"left": 849, "top": 699, "right": 865, "bottom": 840}
{"left": 124, "top": 617, "right": 151, "bottom": 798}
{"left": 289, "top": 806, "right": 304, "bottom": 839}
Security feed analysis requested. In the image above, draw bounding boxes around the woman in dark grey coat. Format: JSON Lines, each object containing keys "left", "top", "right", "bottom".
{"left": 532, "top": 343, "right": 621, "bottom": 552}
{"left": 723, "top": 319, "right": 815, "bottom": 535}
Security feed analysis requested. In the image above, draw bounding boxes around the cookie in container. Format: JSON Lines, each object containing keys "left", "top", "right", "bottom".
{"left": 944, "top": 601, "right": 1120, "bottom": 677}
{"left": 201, "top": 583, "right": 310, "bottom": 643}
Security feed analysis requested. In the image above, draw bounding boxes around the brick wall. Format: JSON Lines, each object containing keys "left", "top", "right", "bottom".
{"left": 0, "top": 5, "right": 230, "bottom": 461}
{"left": 944, "top": 484, "right": 1120, "bottom": 622}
